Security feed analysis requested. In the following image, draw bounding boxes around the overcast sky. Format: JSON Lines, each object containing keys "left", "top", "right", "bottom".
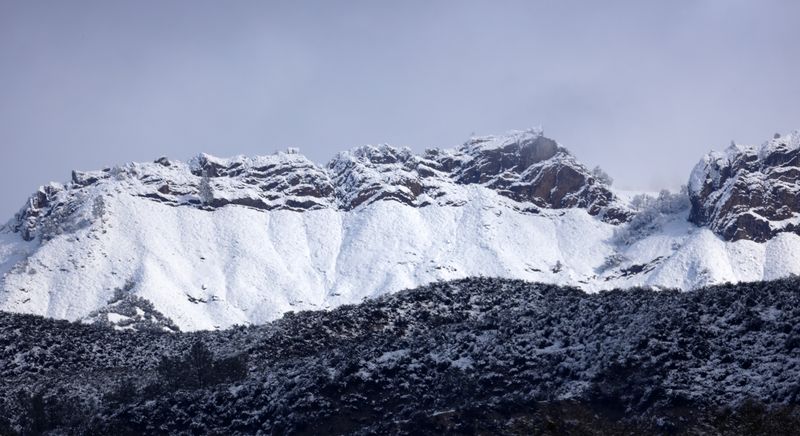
{"left": 1, "top": 0, "right": 799, "bottom": 219}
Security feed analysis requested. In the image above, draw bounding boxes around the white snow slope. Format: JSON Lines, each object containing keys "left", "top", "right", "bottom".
{"left": 2, "top": 183, "right": 799, "bottom": 331}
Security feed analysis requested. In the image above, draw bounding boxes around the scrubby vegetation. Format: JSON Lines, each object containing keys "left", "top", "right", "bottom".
{"left": 1, "top": 277, "right": 800, "bottom": 435}
{"left": 613, "top": 187, "right": 690, "bottom": 245}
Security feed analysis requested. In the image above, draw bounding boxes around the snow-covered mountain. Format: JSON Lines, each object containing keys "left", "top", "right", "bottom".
{"left": 1, "top": 128, "right": 799, "bottom": 331}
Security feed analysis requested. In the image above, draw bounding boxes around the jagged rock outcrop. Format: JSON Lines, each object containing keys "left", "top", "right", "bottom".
{"left": 689, "top": 131, "right": 800, "bottom": 241}
{"left": 10, "top": 183, "right": 66, "bottom": 241}
{"left": 190, "top": 152, "right": 335, "bottom": 211}
{"left": 444, "top": 130, "right": 629, "bottom": 222}
{"left": 327, "top": 145, "right": 441, "bottom": 209}
{"left": 6, "top": 128, "right": 629, "bottom": 241}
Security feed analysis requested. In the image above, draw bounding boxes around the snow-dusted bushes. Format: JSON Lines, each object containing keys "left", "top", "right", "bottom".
{"left": 1, "top": 277, "right": 800, "bottom": 434}
{"left": 613, "top": 187, "right": 690, "bottom": 245}
{"left": 91, "top": 195, "right": 106, "bottom": 223}
{"left": 591, "top": 165, "right": 614, "bottom": 186}
{"left": 85, "top": 280, "right": 181, "bottom": 332}
{"left": 157, "top": 341, "right": 248, "bottom": 389}
{"left": 597, "top": 252, "right": 628, "bottom": 273}
{"left": 198, "top": 170, "right": 214, "bottom": 205}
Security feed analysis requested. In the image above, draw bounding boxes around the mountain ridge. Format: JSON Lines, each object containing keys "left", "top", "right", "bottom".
{"left": 1, "top": 128, "right": 800, "bottom": 331}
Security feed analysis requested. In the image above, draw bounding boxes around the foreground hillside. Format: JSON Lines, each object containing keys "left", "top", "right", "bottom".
{"left": 2, "top": 277, "right": 800, "bottom": 435}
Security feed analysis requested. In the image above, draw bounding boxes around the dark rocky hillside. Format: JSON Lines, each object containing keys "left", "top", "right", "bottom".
{"left": 2, "top": 277, "right": 800, "bottom": 435}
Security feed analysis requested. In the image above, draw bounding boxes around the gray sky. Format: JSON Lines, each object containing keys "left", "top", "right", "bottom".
{"left": 2, "top": 0, "right": 799, "bottom": 219}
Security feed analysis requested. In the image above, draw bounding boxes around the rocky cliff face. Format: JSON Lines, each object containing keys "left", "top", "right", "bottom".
{"left": 689, "top": 131, "right": 800, "bottom": 242}
{"left": 432, "top": 130, "right": 629, "bottom": 222}
{"left": 7, "top": 128, "right": 629, "bottom": 241}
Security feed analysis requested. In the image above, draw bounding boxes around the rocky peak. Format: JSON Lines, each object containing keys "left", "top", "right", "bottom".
{"left": 689, "top": 131, "right": 800, "bottom": 241}
{"left": 8, "top": 183, "right": 66, "bottom": 241}
{"left": 444, "top": 128, "right": 630, "bottom": 223}
{"left": 454, "top": 128, "right": 560, "bottom": 179}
